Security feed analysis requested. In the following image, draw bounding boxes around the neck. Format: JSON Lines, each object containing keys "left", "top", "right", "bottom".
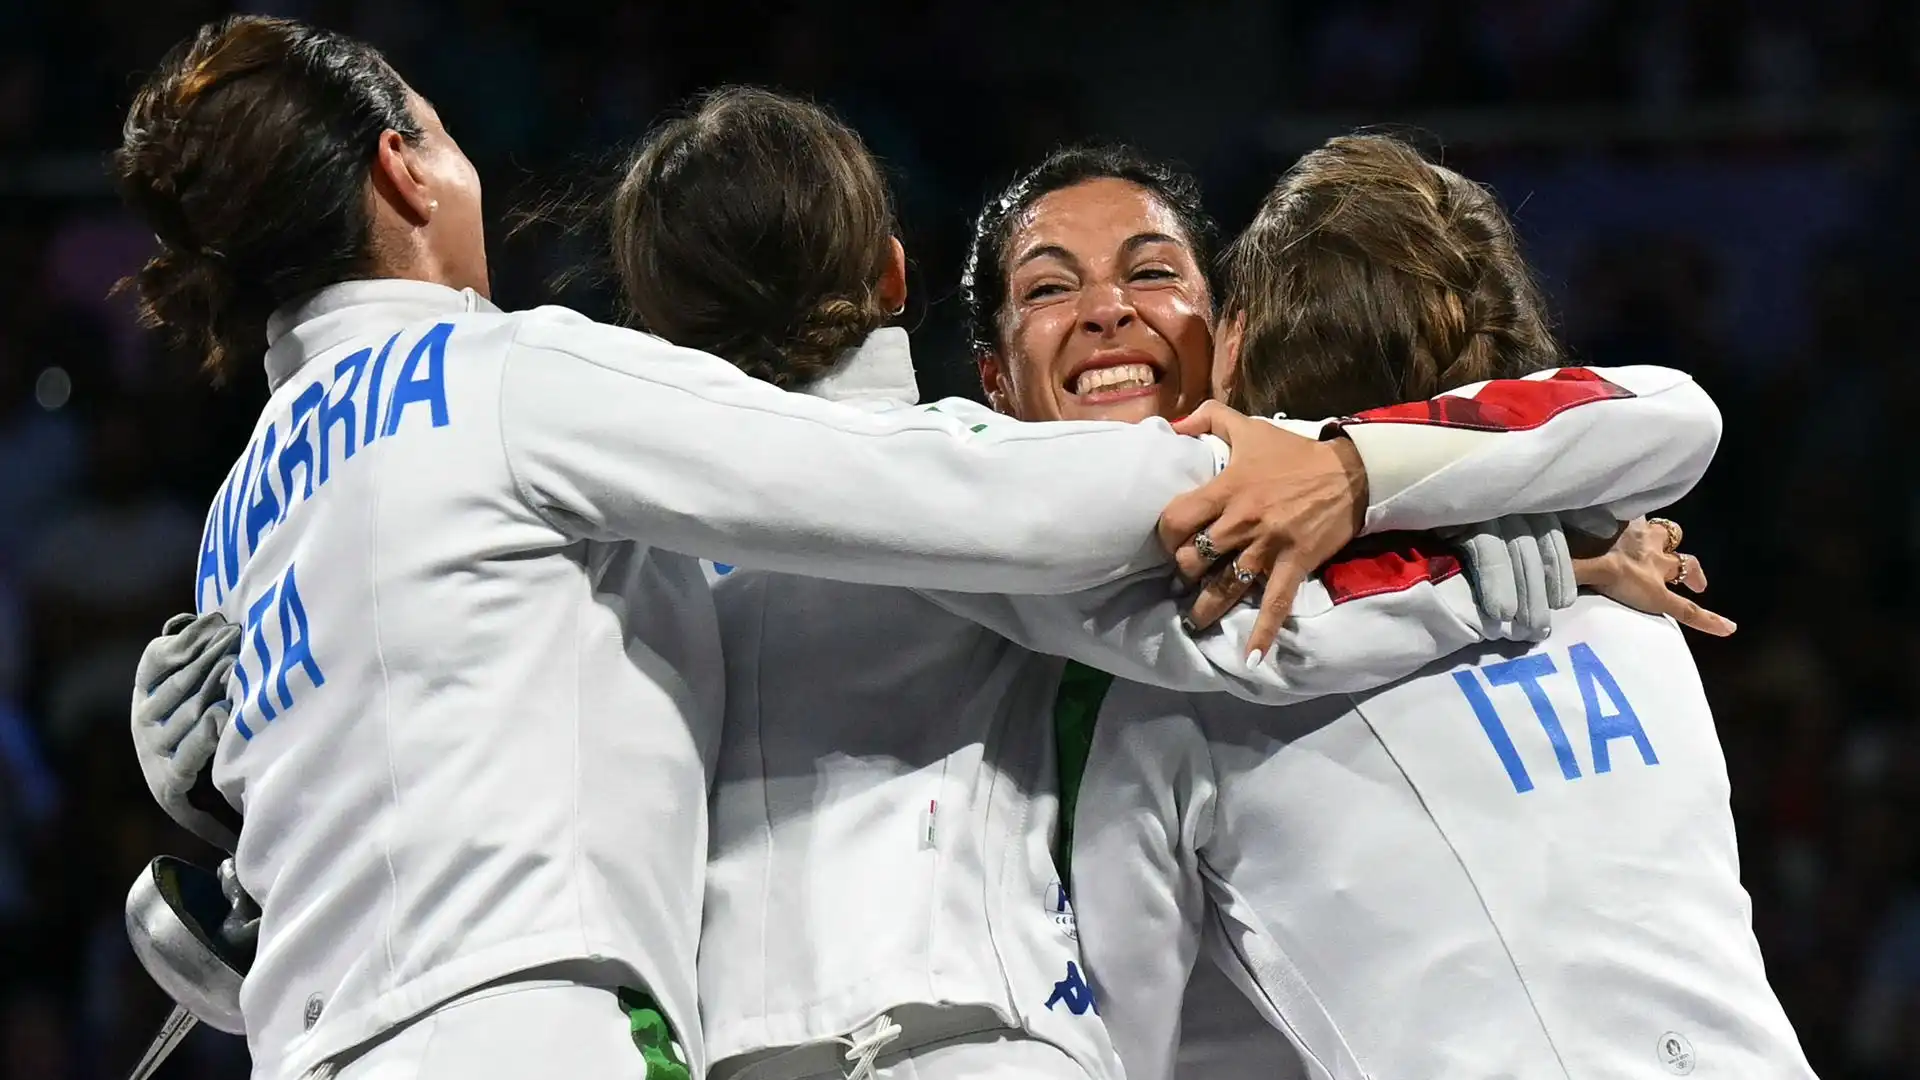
{"left": 367, "top": 219, "right": 485, "bottom": 297}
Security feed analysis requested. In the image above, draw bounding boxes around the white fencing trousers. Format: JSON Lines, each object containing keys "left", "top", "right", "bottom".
{"left": 786, "top": 1029, "right": 1086, "bottom": 1080}
{"left": 308, "top": 970, "right": 648, "bottom": 1080}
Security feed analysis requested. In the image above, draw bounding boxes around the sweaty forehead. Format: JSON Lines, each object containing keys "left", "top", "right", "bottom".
{"left": 1010, "top": 178, "right": 1190, "bottom": 265}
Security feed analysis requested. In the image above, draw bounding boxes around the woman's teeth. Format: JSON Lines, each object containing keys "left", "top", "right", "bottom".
{"left": 1072, "top": 363, "right": 1157, "bottom": 395}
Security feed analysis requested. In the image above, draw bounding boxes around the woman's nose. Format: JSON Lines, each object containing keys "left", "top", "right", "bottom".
{"left": 1077, "top": 282, "right": 1136, "bottom": 336}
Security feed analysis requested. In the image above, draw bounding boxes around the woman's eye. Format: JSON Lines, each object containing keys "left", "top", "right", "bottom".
{"left": 1131, "top": 267, "right": 1178, "bottom": 282}
{"left": 1023, "top": 282, "right": 1069, "bottom": 301}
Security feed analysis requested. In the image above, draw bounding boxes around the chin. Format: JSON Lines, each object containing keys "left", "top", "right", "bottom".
{"left": 1060, "top": 396, "right": 1168, "bottom": 426}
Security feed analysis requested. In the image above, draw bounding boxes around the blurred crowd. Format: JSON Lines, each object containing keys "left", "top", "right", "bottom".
{"left": 1, "top": 1, "right": 1917, "bottom": 1077}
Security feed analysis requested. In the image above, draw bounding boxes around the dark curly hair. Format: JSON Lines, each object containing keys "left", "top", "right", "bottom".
{"left": 962, "top": 144, "right": 1218, "bottom": 357}
{"left": 114, "top": 15, "right": 420, "bottom": 382}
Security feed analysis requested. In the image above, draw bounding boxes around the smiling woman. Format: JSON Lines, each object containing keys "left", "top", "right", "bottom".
{"left": 963, "top": 146, "right": 1217, "bottom": 425}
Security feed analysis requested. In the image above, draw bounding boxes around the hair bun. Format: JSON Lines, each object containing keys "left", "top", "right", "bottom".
{"left": 767, "top": 295, "right": 880, "bottom": 388}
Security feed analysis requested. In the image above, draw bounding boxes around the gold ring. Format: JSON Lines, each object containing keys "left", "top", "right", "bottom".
{"left": 1648, "top": 517, "right": 1683, "bottom": 554}
{"left": 1667, "top": 552, "right": 1691, "bottom": 587}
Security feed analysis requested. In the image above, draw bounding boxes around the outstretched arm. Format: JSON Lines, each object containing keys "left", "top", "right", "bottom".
{"left": 922, "top": 535, "right": 1495, "bottom": 705}
{"left": 1160, "top": 365, "right": 1721, "bottom": 652}
{"left": 502, "top": 312, "right": 1357, "bottom": 598}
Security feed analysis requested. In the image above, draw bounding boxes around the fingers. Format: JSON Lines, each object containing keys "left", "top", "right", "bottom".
{"left": 1171, "top": 532, "right": 1214, "bottom": 583}
{"left": 171, "top": 709, "right": 222, "bottom": 775}
{"left": 1158, "top": 480, "right": 1229, "bottom": 562}
{"left": 152, "top": 625, "right": 240, "bottom": 705}
{"left": 1171, "top": 518, "right": 1235, "bottom": 583}
{"left": 1167, "top": 497, "right": 1272, "bottom": 583}
{"left": 1185, "top": 546, "right": 1271, "bottom": 632}
{"left": 161, "top": 612, "right": 197, "bottom": 636}
{"left": 1533, "top": 514, "right": 1576, "bottom": 610}
{"left": 1676, "top": 552, "right": 1708, "bottom": 593}
{"left": 137, "top": 614, "right": 241, "bottom": 696}
{"left": 1506, "top": 517, "right": 1550, "bottom": 641}
{"left": 1458, "top": 527, "right": 1519, "bottom": 624}
{"left": 218, "top": 858, "right": 255, "bottom": 915}
{"left": 1655, "top": 550, "right": 1710, "bottom": 594}
{"left": 1244, "top": 551, "right": 1313, "bottom": 663}
{"left": 1656, "top": 589, "right": 1737, "bottom": 637}
{"left": 136, "top": 633, "right": 241, "bottom": 752}
{"left": 1169, "top": 400, "right": 1243, "bottom": 439}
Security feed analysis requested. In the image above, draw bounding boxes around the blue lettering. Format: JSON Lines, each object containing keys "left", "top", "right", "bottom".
{"left": 1482, "top": 654, "right": 1581, "bottom": 781}
{"left": 1044, "top": 961, "right": 1098, "bottom": 1016}
{"left": 277, "top": 383, "right": 324, "bottom": 516}
{"left": 219, "top": 445, "right": 253, "bottom": 592}
{"left": 208, "top": 327, "right": 456, "bottom": 604}
{"left": 1454, "top": 670, "right": 1534, "bottom": 794}
{"left": 244, "top": 425, "right": 282, "bottom": 555}
{"left": 245, "top": 585, "right": 281, "bottom": 727}
{"left": 195, "top": 487, "right": 226, "bottom": 613}
{"left": 1569, "top": 643, "right": 1657, "bottom": 773}
{"left": 363, "top": 332, "right": 398, "bottom": 448}
{"left": 275, "top": 566, "right": 325, "bottom": 709}
{"left": 319, "top": 345, "right": 374, "bottom": 479}
{"left": 382, "top": 322, "right": 453, "bottom": 436}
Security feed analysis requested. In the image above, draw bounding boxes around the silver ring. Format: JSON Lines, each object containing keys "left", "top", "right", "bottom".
{"left": 1230, "top": 560, "right": 1261, "bottom": 586}
{"left": 1194, "top": 530, "right": 1221, "bottom": 563}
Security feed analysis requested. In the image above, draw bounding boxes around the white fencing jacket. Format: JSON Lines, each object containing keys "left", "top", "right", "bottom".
{"left": 195, "top": 281, "right": 1276, "bottom": 1080}
{"left": 701, "top": 334, "right": 1723, "bottom": 1080}
{"left": 1073, "top": 596, "right": 1814, "bottom": 1080}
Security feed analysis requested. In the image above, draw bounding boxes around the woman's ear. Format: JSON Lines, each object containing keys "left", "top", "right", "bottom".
{"left": 976, "top": 351, "right": 1013, "bottom": 414}
{"left": 1211, "top": 310, "right": 1246, "bottom": 405}
{"left": 879, "top": 236, "right": 908, "bottom": 317}
{"left": 369, "top": 128, "right": 436, "bottom": 226}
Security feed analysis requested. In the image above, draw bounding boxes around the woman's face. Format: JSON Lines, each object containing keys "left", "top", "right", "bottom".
{"left": 980, "top": 178, "right": 1213, "bottom": 425}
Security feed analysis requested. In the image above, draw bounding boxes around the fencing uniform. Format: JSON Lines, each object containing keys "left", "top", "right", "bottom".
{"left": 701, "top": 340, "right": 1724, "bottom": 1080}
{"left": 196, "top": 280, "right": 1276, "bottom": 1080}
{"left": 1073, "top": 593, "right": 1815, "bottom": 1080}
{"left": 1174, "top": 957, "right": 1307, "bottom": 1080}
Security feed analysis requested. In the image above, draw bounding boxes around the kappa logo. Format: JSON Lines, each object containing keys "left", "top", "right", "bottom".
{"left": 1044, "top": 961, "right": 1098, "bottom": 1016}
{"left": 1045, "top": 880, "right": 1076, "bottom": 940}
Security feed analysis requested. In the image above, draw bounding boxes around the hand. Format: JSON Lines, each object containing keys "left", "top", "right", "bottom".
{"left": 131, "top": 612, "right": 244, "bottom": 850}
{"left": 1158, "top": 402, "right": 1369, "bottom": 661}
{"left": 217, "top": 858, "right": 261, "bottom": 962}
{"left": 1445, "top": 513, "right": 1576, "bottom": 642}
{"left": 1570, "top": 516, "right": 1735, "bottom": 637}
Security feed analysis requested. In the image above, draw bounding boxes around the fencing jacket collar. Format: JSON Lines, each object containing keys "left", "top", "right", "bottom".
{"left": 263, "top": 279, "right": 498, "bottom": 391}
{"left": 802, "top": 327, "right": 919, "bottom": 405}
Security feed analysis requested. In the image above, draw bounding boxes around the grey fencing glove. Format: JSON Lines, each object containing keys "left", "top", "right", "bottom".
{"left": 131, "top": 612, "right": 244, "bottom": 851}
{"left": 1447, "top": 513, "right": 1577, "bottom": 641}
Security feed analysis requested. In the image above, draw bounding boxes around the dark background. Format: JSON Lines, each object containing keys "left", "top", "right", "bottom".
{"left": 0, "top": 0, "right": 1914, "bottom": 1076}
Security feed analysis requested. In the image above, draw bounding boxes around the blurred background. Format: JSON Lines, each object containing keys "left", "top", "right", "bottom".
{"left": 0, "top": 0, "right": 1914, "bottom": 1076}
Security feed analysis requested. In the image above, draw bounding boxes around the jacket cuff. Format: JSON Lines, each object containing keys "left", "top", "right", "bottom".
{"left": 1335, "top": 422, "right": 1492, "bottom": 531}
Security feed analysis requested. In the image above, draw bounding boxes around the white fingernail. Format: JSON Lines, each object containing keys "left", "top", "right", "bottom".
{"left": 1247, "top": 649, "right": 1265, "bottom": 668}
